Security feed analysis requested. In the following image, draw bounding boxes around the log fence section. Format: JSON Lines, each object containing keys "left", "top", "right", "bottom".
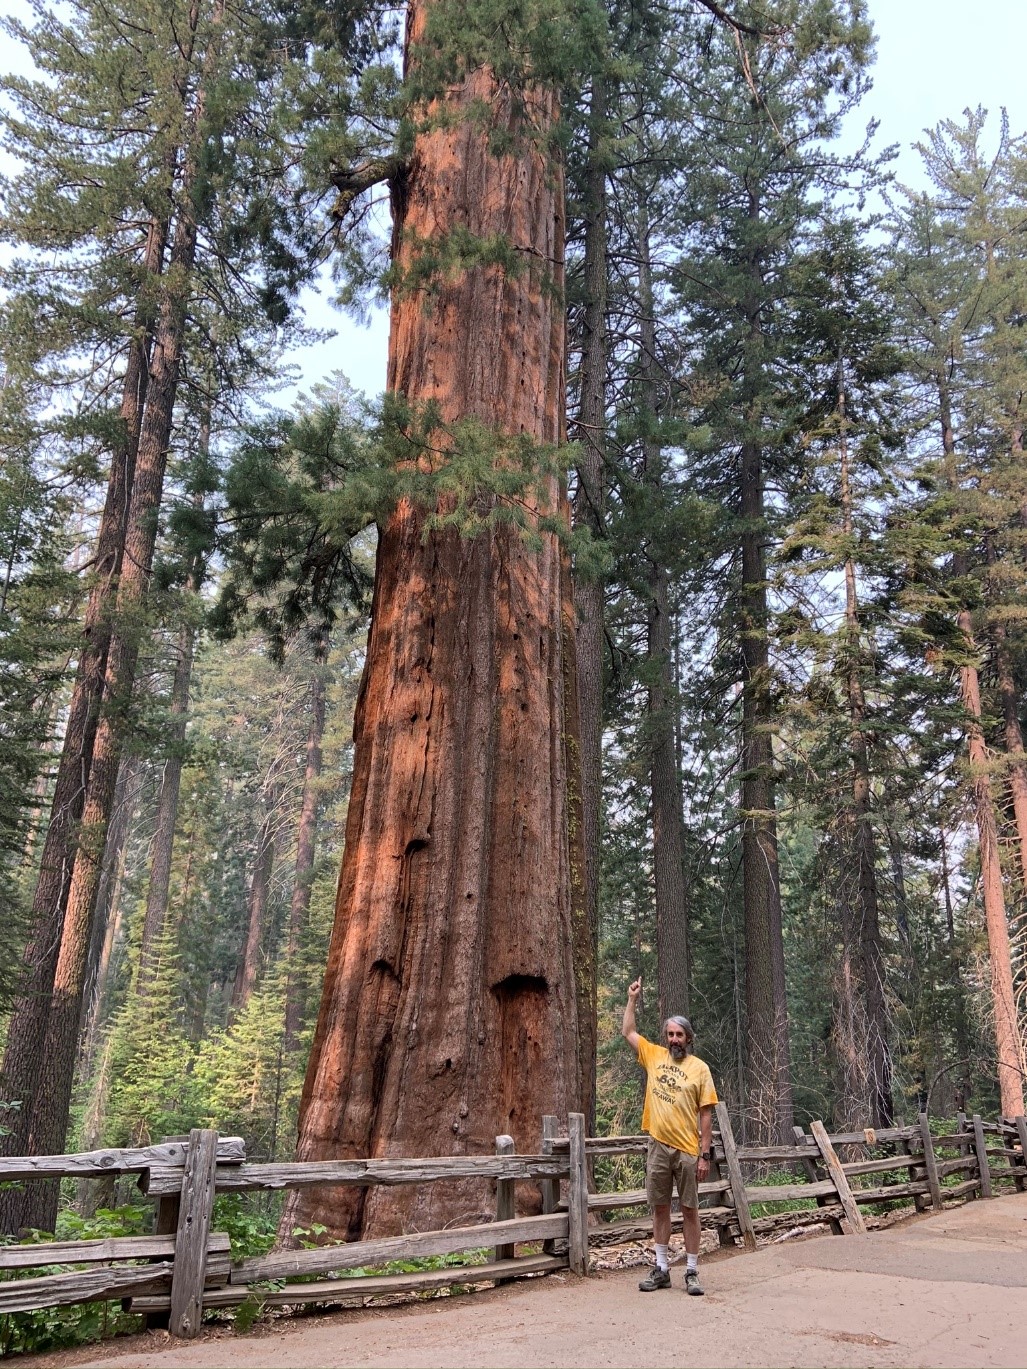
{"left": 715, "top": 1101, "right": 757, "bottom": 1251}
{"left": 1, "top": 1110, "right": 1025, "bottom": 1337}
{"left": 547, "top": 1111, "right": 1027, "bottom": 1251}
{"left": 567, "top": 1113, "right": 589, "bottom": 1276}
{"left": 0, "top": 1129, "right": 577, "bottom": 1337}
{"left": 1015, "top": 1117, "right": 1027, "bottom": 1195}
{"left": 918, "top": 1112, "right": 945, "bottom": 1208}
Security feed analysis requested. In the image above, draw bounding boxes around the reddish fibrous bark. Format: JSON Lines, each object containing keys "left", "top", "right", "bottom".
{"left": 958, "top": 627, "right": 1025, "bottom": 1118}
{"left": 938, "top": 376, "right": 1025, "bottom": 1119}
{"left": 570, "top": 72, "right": 608, "bottom": 1112}
{"left": 285, "top": 2, "right": 585, "bottom": 1241}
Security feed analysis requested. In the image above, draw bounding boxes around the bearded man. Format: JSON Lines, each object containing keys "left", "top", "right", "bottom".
{"left": 622, "top": 977, "right": 718, "bottom": 1295}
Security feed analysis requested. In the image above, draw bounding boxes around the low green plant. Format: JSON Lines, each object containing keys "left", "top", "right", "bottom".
{"left": 745, "top": 1170, "right": 817, "bottom": 1219}
{"left": 0, "top": 1205, "right": 148, "bottom": 1357}
{"left": 213, "top": 1194, "right": 280, "bottom": 1261}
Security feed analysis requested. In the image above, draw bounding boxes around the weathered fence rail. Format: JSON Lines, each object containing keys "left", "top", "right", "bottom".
{"left": 545, "top": 1106, "right": 1027, "bottom": 1250}
{"left": 1, "top": 1107, "right": 1024, "bottom": 1341}
{"left": 0, "top": 1125, "right": 577, "bottom": 1338}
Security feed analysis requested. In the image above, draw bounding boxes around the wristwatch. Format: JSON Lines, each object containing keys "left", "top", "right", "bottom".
{"left": 700, "top": 1150, "right": 711, "bottom": 1162}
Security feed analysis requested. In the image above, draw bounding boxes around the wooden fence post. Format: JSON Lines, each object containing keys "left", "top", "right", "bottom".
{"left": 540, "top": 1115, "right": 558, "bottom": 1256}
{"left": 493, "top": 1135, "right": 516, "bottom": 1268}
{"left": 715, "top": 1102, "right": 756, "bottom": 1252}
{"left": 918, "top": 1113, "right": 943, "bottom": 1210}
{"left": 567, "top": 1113, "right": 589, "bottom": 1276}
{"left": 145, "top": 1136, "right": 187, "bottom": 1331}
{"left": 794, "top": 1124, "right": 843, "bottom": 1235}
{"left": 971, "top": 1115, "right": 993, "bottom": 1199}
{"left": 707, "top": 1133, "right": 734, "bottom": 1249}
{"left": 809, "top": 1120, "right": 866, "bottom": 1235}
{"left": 898, "top": 1134, "right": 930, "bottom": 1213}
{"left": 169, "top": 1128, "right": 219, "bottom": 1339}
{"left": 956, "top": 1109, "right": 974, "bottom": 1192}
{"left": 1013, "top": 1116, "right": 1027, "bottom": 1194}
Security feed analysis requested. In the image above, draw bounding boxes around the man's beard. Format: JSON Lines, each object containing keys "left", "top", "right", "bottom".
{"left": 668, "top": 1042, "right": 687, "bottom": 1060}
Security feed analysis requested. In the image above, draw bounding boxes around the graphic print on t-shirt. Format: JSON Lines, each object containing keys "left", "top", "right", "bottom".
{"left": 637, "top": 1037, "right": 719, "bottom": 1155}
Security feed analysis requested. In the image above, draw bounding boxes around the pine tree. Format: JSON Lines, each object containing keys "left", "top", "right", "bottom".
{"left": 0, "top": 0, "right": 358, "bottom": 1228}
{"left": 669, "top": 0, "right": 874, "bottom": 1141}
{"left": 889, "top": 115, "right": 1027, "bottom": 1116}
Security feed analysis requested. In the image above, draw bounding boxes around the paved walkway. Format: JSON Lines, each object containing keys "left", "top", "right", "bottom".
{"left": 70, "top": 1193, "right": 1027, "bottom": 1369}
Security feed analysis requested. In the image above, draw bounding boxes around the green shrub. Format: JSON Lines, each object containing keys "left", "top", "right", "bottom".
{"left": 0, "top": 1206, "right": 149, "bottom": 1356}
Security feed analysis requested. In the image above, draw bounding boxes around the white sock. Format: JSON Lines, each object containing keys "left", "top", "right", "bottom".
{"left": 686, "top": 1253, "right": 698, "bottom": 1272}
{"left": 654, "top": 1243, "right": 669, "bottom": 1271}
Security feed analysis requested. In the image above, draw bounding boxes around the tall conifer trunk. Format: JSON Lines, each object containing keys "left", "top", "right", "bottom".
{"left": 738, "top": 193, "right": 792, "bottom": 1144}
{"left": 11, "top": 13, "right": 220, "bottom": 1223}
{"left": 571, "top": 72, "right": 608, "bottom": 1106}
{"left": 637, "top": 194, "right": 689, "bottom": 1023}
{"left": 836, "top": 359, "right": 892, "bottom": 1127}
{"left": 230, "top": 799, "right": 277, "bottom": 1019}
{"left": 285, "top": 0, "right": 585, "bottom": 1241}
{"left": 284, "top": 654, "right": 327, "bottom": 1054}
{"left": 0, "top": 219, "right": 165, "bottom": 1231}
{"left": 986, "top": 525, "right": 1027, "bottom": 893}
{"left": 939, "top": 376, "right": 1025, "bottom": 1117}
{"left": 138, "top": 482, "right": 207, "bottom": 986}
{"left": 81, "top": 755, "right": 141, "bottom": 1072}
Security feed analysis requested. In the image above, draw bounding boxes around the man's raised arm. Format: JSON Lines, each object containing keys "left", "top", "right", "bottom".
{"left": 622, "top": 978, "right": 643, "bottom": 1052}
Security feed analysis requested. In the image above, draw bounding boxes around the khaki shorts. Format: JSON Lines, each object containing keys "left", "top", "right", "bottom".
{"left": 646, "top": 1137, "right": 699, "bottom": 1210}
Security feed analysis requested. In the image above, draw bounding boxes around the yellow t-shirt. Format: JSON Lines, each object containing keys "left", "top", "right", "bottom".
{"left": 637, "top": 1037, "right": 718, "bottom": 1155}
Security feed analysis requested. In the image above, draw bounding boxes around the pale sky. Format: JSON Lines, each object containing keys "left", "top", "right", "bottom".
{"left": 2, "top": 0, "right": 1024, "bottom": 399}
{"left": 857, "top": 0, "right": 1027, "bottom": 178}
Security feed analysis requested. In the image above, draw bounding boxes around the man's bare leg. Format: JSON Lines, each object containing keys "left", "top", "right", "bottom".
{"left": 682, "top": 1205, "right": 705, "bottom": 1295}
{"left": 681, "top": 1204, "right": 700, "bottom": 1258}
{"left": 653, "top": 1203, "right": 672, "bottom": 1247}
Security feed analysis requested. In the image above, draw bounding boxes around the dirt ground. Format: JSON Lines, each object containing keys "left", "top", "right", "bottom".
{"left": 53, "top": 1192, "right": 1027, "bottom": 1369}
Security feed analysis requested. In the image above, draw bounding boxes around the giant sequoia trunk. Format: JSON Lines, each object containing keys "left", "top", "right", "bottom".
{"left": 285, "top": 2, "right": 586, "bottom": 1241}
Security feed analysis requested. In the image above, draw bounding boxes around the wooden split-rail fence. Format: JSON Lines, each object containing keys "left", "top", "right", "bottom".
{"left": 1, "top": 1106, "right": 1025, "bottom": 1339}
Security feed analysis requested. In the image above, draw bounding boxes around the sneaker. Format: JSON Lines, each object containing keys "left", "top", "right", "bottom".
{"left": 684, "top": 1269, "right": 705, "bottom": 1296}
{"left": 638, "top": 1265, "right": 672, "bottom": 1291}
